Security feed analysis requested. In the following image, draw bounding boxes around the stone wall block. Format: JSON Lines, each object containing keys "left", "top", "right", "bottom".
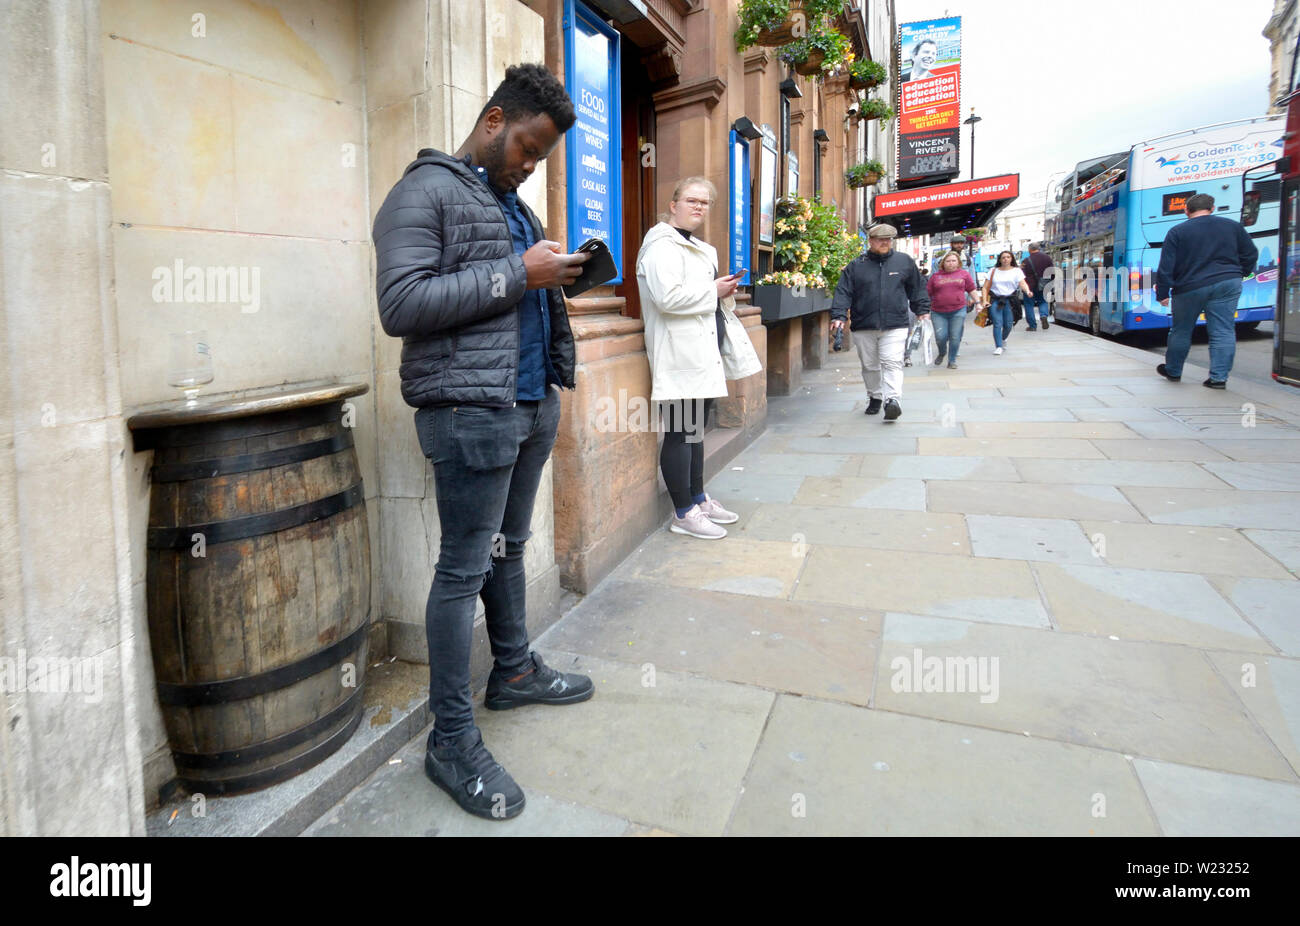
{"left": 1, "top": 0, "right": 107, "bottom": 180}
{"left": 230, "top": 74, "right": 367, "bottom": 239}
{"left": 101, "top": 40, "right": 236, "bottom": 230}
{"left": 362, "top": 0, "right": 429, "bottom": 109}
{"left": 103, "top": 0, "right": 363, "bottom": 106}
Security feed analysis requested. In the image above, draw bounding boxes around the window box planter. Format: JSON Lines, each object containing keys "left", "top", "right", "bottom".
{"left": 753, "top": 284, "right": 834, "bottom": 323}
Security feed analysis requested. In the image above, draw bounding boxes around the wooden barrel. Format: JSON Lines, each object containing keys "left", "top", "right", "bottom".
{"left": 131, "top": 384, "right": 371, "bottom": 795}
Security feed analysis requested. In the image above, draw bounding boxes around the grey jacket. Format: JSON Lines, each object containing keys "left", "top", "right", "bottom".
{"left": 831, "top": 248, "right": 930, "bottom": 330}
{"left": 373, "top": 148, "right": 576, "bottom": 408}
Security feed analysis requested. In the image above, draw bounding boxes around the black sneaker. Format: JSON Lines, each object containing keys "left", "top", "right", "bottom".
{"left": 425, "top": 728, "right": 525, "bottom": 820}
{"left": 883, "top": 398, "right": 902, "bottom": 421}
{"left": 1042, "top": 319, "right": 1049, "bottom": 330}
{"left": 933, "top": 350, "right": 946, "bottom": 366}
{"left": 865, "top": 398, "right": 883, "bottom": 415}
{"left": 1203, "top": 378, "right": 1227, "bottom": 389}
{"left": 485, "top": 651, "right": 594, "bottom": 710}
{"left": 1157, "top": 363, "right": 1181, "bottom": 382}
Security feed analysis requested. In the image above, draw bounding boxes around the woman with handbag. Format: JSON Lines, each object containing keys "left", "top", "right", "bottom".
{"left": 982, "top": 250, "right": 1033, "bottom": 355}
{"left": 635, "top": 177, "right": 763, "bottom": 540}
{"left": 926, "top": 251, "right": 978, "bottom": 369}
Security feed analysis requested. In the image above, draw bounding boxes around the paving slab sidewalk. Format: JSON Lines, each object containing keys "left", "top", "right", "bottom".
{"left": 312, "top": 319, "right": 1300, "bottom": 836}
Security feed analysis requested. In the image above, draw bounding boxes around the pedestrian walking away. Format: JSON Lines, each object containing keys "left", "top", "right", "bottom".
{"left": 1155, "top": 192, "right": 1259, "bottom": 388}
{"left": 927, "top": 251, "right": 979, "bottom": 369}
{"left": 831, "top": 223, "right": 930, "bottom": 420}
{"left": 636, "top": 177, "right": 762, "bottom": 541}
{"left": 1020, "top": 241, "right": 1054, "bottom": 330}
{"left": 373, "top": 63, "right": 596, "bottom": 822}
{"left": 982, "top": 250, "right": 1032, "bottom": 355}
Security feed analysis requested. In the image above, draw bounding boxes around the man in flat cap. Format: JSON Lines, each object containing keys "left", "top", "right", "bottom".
{"left": 831, "top": 224, "right": 930, "bottom": 420}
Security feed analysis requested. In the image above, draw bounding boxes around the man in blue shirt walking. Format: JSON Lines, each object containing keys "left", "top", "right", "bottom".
{"left": 1155, "top": 193, "right": 1259, "bottom": 388}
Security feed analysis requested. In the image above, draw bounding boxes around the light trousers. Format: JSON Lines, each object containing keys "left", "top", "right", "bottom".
{"left": 853, "top": 327, "right": 909, "bottom": 401}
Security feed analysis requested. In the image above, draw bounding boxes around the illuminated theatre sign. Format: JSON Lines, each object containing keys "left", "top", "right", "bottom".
{"left": 897, "top": 16, "right": 962, "bottom": 185}
{"left": 872, "top": 174, "right": 1020, "bottom": 237}
{"left": 564, "top": 0, "right": 623, "bottom": 281}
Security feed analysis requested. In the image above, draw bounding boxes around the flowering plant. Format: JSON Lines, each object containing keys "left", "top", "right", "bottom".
{"left": 856, "top": 96, "right": 894, "bottom": 121}
{"left": 848, "top": 58, "right": 887, "bottom": 88}
{"left": 734, "top": 0, "right": 844, "bottom": 52}
{"left": 845, "top": 159, "right": 886, "bottom": 189}
{"left": 759, "top": 195, "right": 862, "bottom": 292}
{"left": 776, "top": 21, "right": 853, "bottom": 75}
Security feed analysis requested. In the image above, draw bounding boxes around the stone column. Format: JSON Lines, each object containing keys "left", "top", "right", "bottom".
{"left": 0, "top": 0, "right": 145, "bottom": 835}
{"left": 765, "top": 317, "right": 803, "bottom": 396}
{"left": 803, "top": 311, "right": 830, "bottom": 370}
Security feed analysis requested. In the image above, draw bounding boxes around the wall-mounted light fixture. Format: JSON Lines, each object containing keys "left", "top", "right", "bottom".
{"left": 779, "top": 77, "right": 802, "bottom": 99}
{"left": 732, "top": 117, "right": 763, "bottom": 140}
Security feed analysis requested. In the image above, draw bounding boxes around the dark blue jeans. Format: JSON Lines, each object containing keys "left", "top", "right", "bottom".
{"left": 413, "top": 388, "right": 561, "bottom": 747}
{"left": 1164, "top": 278, "right": 1242, "bottom": 381}
{"left": 1023, "top": 289, "right": 1049, "bottom": 327}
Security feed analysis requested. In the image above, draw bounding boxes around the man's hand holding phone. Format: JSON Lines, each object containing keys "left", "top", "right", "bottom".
{"left": 523, "top": 239, "right": 590, "bottom": 289}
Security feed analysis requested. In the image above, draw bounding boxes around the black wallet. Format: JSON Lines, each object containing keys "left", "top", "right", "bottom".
{"left": 562, "top": 237, "right": 618, "bottom": 298}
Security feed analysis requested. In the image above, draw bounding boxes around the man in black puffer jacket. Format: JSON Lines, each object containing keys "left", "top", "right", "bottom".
{"left": 373, "top": 64, "right": 594, "bottom": 822}
{"left": 831, "top": 223, "right": 930, "bottom": 421}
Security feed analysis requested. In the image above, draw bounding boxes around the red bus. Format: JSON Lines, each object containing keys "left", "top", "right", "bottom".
{"left": 1246, "top": 34, "right": 1300, "bottom": 386}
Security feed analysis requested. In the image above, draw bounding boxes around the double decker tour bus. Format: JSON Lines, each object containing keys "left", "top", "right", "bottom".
{"left": 1044, "top": 116, "right": 1283, "bottom": 336}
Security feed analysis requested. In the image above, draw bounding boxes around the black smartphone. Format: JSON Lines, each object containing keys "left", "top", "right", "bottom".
{"left": 563, "top": 237, "right": 618, "bottom": 298}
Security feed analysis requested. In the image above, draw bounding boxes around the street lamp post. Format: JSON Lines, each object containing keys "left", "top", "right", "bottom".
{"left": 963, "top": 108, "right": 982, "bottom": 181}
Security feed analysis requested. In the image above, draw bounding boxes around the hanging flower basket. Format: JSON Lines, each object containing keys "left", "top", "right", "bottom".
{"left": 735, "top": 0, "right": 844, "bottom": 50}
{"left": 846, "top": 160, "right": 886, "bottom": 189}
{"left": 856, "top": 98, "right": 895, "bottom": 122}
{"left": 776, "top": 21, "right": 851, "bottom": 78}
{"left": 751, "top": 0, "right": 805, "bottom": 47}
{"left": 848, "top": 59, "right": 888, "bottom": 91}
{"left": 794, "top": 49, "right": 826, "bottom": 75}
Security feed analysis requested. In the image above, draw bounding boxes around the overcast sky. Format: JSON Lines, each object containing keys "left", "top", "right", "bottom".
{"left": 895, "top": 0, "right": 1277, "bottom": 203}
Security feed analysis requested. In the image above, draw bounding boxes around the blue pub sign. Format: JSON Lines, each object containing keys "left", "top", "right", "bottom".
{"left": 563, "top": 0, "right": 623, "bottom": 283}
{"left": 729, "top": 129, "right": 752, "bottom": 284}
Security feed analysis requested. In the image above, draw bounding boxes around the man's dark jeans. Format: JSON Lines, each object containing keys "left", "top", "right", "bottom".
{"left": 413, "top": 388, "right": 561, "bottom": 747}
{"left": 1023, "top": 288, "right": 1050, "bottom": 328}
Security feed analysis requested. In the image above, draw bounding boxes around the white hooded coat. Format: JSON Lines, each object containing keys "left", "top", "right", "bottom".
{"left": 635, "top": 221, "right": 762, "bottom": 403}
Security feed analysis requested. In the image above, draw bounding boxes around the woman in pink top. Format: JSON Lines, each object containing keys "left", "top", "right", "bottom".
{"left": 925, "top": 251, "right": 979, "bottom": 369}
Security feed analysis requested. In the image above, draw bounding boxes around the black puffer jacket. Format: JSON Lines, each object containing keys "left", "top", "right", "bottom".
{"left": 831, "top": 248, "right": 930, "bottom": 330}
{"left": 373, "top": 149, "right": 576, "bottom": 408}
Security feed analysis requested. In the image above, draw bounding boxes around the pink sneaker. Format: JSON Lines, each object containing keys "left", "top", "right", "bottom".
{"left": 670, "top": 505, "right": 727, "bottom": 539}
{"left": 697, "top": 494, "right": 739, "bottom": 524}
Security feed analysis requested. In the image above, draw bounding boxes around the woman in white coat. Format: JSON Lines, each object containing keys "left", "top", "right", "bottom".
{"left": 635, "top": 177, "right": 762, "bottom": 540}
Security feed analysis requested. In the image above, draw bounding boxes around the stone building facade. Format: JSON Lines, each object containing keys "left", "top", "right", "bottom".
{"left": 0, "top": 0, "right": 894, "bottom": 834}
{"left": 1266, "top": 0, "right": 1299, "bottom": 112}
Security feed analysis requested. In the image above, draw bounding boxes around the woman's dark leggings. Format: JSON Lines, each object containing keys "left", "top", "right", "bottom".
{"left": 660, "top": 398, "right": 713, "bottom": 509}
{"left": 660, "top": 307, "right": 725, "bottom": 511}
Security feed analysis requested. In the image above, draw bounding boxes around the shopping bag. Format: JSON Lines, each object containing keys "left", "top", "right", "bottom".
{"left": 906, "top": 322, "right": 923, "bottom": 357}
{"left": 973, "top": 306, "right": 990, "bottom": 328}
{"left": 919, "top": 315, "right": 937, "bottom": 366}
